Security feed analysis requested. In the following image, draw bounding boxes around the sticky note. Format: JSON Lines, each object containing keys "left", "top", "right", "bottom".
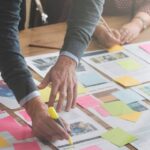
{"left": 14, "top": 141, "right": 41, "bottom": 150}
{"left": 77, "top": 95, "right": 100, "bottom": 109}
{"left": 0, "top": 116, "right": 33, "bottom": 140}
{"left": 102, "top": 101, "right": 134, "bottom": 116}
{"left": 78, "top": 71, "right": 107, "bottom": 87}
{"left": 120, "top": 112, "right": 141, "bottom": 122}
{"left": 112, "top": 89, "right": 144, "bottom": 104}
{"left": 78, "top": 84, "right": 88, "bottom": 95}
{"left": 108, "top": 45, "right": 124, "bottom": 52}
{"left": 140, "top": 43, "right": 150, "bottom": 54}
{"left": 102, "top": 128, "right": 137, "bottom": 147}
{"left": 117, "top": 59, "right": 141, "bottom": 71}
{"left": 114, "top": 76, "right": 140, "bottom": 87}
{"left": 128, "top": 102, "right": 148, "bottom": 112}
{"left": 81, "top": 145, "right": 102, "bottom": 150}
{"left": 39, "top": 87, "right": 59, "bottom": 103}
{"left": 94, "top": 105, "right": 110, "bottom": 117}
{"left": 0, "top": 136, "right": 9, "bottom": 148}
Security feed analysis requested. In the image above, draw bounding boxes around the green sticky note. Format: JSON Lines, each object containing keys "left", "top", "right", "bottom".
{"left": 102, "top": 128, "right": 137, "bottom": 147}
{"left": 117, "top": 58, "right": 141, "bottom": 71}
{"left": 102, "top": 101, "right": 134, "bottom": 116}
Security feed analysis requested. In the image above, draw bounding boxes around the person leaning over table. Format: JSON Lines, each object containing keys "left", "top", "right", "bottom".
{"left": 0, "top": 0, "right": 104, "bottom": 142}
{"left": 94, "top": 0, "right": 150, "bottom": 48}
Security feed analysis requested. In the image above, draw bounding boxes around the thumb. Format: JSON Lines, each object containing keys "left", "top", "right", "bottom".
{"left": 38, "top": 73, "right": 51, "bottom": 89}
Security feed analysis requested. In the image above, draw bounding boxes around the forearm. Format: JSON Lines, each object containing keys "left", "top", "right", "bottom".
{"left": 0, "top": 0, "right": 38, "bottom": 104}
{"left": 132, "top": 12, "right": 150, "bottom": 30}
{"left": 61, "top": 0, "right": 104, "bottom": 61}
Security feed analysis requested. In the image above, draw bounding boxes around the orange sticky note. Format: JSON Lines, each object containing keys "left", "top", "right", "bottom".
{"left": 0, "top": 136, "right": 9, "bottom": 148}
{"left": 114, "top": 76, "right": 140, "bottom": 87}
{"left": 120, "top": 112, "right": 141, "bottom": 122}
{"left": 78, "top": 84, "right": 87, "bottom": 95}
{"left": 39, "top": 87, "right": 59, "bottom": 103}
{"left": 108, "top": 45, "right": 124, "bottom": 52}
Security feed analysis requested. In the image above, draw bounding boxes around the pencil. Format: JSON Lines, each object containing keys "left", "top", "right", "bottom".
{"left": 28, "top": 43, "right": 61, "bottom": 50}
{"left": 101, "top": 17, "right": 115, "bottom": 38}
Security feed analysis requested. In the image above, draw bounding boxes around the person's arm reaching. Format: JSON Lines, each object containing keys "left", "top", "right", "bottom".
{"left": 120, "top": 0, "right": 150, "bottom": 44}
{"left": 39, "top": 0, "right": 105, "bottom": 112}
{"left": 0, "top": 0, "right": 69, "bottom": 142}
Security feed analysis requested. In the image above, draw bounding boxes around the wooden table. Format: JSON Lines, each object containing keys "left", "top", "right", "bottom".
{"left": 2, "top": 16, "right": 150, "bottom": 149}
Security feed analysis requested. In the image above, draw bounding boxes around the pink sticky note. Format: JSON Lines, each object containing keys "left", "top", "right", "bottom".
{"left": 77, "top": 95, "right": 100, "bottom": 109}
{"left": 14, "top": 141, "right": 41, "bottom": 150}
{"left": 140, "top": 43, "right": 150, "bottom": 53}
{"left": 94, "top": 105, "right": 110, "bottom": 117}
{"left": 81, "top": 145, "right": 102, "bottom": 150}
{"left": 0, "top": 116, "right": 33, "bottom": 140}
{"left": 18, "top": 110, "right": 31, "bottom": 122}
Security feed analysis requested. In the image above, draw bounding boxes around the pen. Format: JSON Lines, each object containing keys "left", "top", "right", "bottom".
{"left": 48, "top": 107, "right": 73, "bottom": 145}
{"left": 28, "top": 44, "right": 61, "bottom": 50}
{"left": 101, "top": 17, "right": 115, "bottom": 38}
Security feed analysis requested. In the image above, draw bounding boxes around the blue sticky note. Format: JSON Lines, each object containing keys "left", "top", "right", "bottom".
{"left": 112, "top": 89, "right": 144, "bottom": 104}
{"left": 77, "top": 71, "right": 107, "bottom": 87}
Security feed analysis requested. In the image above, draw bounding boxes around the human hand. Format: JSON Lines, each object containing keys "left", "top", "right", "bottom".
{"left": 24, "top": 97, "right": 70, "bottom": 142}
{"left": 39, "top": 55, "right": 77, "bottom": 112}
{"left": 94, "top": 25, "right": 121, "bottom": 48}
{"left": 120, "top": 21, "right": 142, "bottom": 44}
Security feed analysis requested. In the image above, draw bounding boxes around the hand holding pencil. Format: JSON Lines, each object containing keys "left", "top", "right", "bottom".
{"left": 94, "top": 17, "right": 121, "bottom": 48}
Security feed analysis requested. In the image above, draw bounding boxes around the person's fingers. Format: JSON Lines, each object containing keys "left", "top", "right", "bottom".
{"left": 47, "top": 118, "right": 69, "bottom": 139}
{"left": 120, "top": 29, "right": 129, "bottom": 42}
{"left": 72, "top": 83, "right": 77, "bottom": 108}
{"left": 56, "top": 80, "right": 67, "bottom": 112}
{"left": 38, "top": 72, "right": 51, "bottom": 89}
{"left": 48, "top": 82, "right": 59, "bottom": 106}
{"left": 66, "top": 85, "right": 73, "bottom": 112}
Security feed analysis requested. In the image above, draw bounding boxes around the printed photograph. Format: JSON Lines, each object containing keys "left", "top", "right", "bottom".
{"left": 32, "top": 56, "right": 58, "bottom": 71}
{"left": 76, "top": 63, "right": 86, "bottom": 72}
{"left": 70, "top": 121, "right": 97, "bottom": 137}
{"left": 128, "top": 102, "right": 148, "bottom": 112}
{"left": 90, "top": 52, "right": 128, "bottom": 64}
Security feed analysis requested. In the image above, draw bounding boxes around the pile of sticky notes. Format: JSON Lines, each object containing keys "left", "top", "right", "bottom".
{"left": 102, "top": 128, "right": 137, "bottom": 147}
{"left": 114, "top": 76, "right": 140, "bottom": 87}
{"left": 77, "top": 95, "right": 109, "bottom": 117}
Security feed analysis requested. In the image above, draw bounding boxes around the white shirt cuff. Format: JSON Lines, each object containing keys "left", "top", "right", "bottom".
{"left": 19, "top": 91, "right": 40, "bottom": 106}
{"left": 60, "top": 51, "right": 79, "bottom": 65}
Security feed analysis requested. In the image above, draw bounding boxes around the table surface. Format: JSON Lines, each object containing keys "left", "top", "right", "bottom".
{"left": 2, "top": 16, "right": 150, "bottom": 149}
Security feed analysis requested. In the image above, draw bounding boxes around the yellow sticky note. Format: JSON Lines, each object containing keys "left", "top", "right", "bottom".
{"left": 108, "top": 45, "right": 124, "bottom": 52}
{"left": 78, "top": 84, "right": 87, "bottom": 95}
{"left": 120, "top": 112, "right": 141, "bottom": 122}
{"left": 114, "top": 76, "right": 140, "bottom": 87}
{"left": 39, "top": 87, "right": 59, "bottom": 103}
{"left": 0, "top": 136, "right": 9, "bottom": 148}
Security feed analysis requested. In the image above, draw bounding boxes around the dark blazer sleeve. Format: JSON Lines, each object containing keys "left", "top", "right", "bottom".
{"left": 61, "top": 0, "right": 105, "bottom": 60}
{"left": 0, "top": 0, "right": 37, "bottom": 103}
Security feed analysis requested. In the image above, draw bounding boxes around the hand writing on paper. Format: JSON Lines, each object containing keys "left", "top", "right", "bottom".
{"left": 120, "top": 21, "right": 142, "bottom": 44}
{"left": 39, "top": 55, "right": 77, "bottom": 112}
{"left": 94, "top": 25, "right": 121, "bottom": 48}
{"left": 24, "top": 97, "right": 70, "bottom": 141}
